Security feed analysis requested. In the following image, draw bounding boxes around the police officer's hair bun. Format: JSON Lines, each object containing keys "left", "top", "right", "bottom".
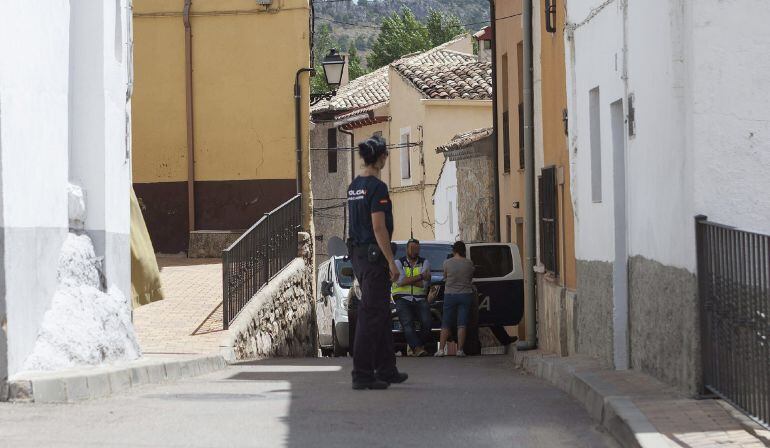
{"left": 358, "top": 134, "right": 387, "bottom": 166}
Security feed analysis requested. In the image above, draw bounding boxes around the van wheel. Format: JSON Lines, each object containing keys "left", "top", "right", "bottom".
{"left": 332, "top": 322, "right": 347, "bottom": 357}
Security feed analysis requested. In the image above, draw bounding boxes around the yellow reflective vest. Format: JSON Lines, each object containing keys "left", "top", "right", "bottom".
{"left": 392, "top": 256, "right": 428, "bottom": 298}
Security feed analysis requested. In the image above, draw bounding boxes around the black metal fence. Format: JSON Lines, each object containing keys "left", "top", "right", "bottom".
{"left": 696, "top": 215, "right": 769, "bottom": 427}
{"left": 222, "top": 195, "right": 301, "bottom": 329}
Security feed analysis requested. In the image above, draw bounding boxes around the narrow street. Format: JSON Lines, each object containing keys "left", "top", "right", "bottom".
{"left": 0, "top": 356, "right": 618, "bottom": 448}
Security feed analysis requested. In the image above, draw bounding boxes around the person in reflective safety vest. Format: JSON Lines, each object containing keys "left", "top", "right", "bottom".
{"left": 392, "top": 239, "right": 433, "bottom": 357}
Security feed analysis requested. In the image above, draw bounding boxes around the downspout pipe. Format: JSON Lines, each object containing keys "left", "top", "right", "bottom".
{"left": 183, "top": 0, "right": 196, "bottom": 233}
{"left": 489, "top": 0, "right": 501, "bottom": 243}
{"left": 295, "top": 68, "right": 314, "bottom": 224}
{"left": 518, "top": 0, "right": 538, "bottom": 350}
{"left": 338, "top": 125, "right": 355, "bottom": 241}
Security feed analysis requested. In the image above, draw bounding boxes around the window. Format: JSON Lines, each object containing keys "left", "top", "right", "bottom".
{"left": 469, "top": 245, "right": 514, "bottom": 279}
{"left": 517, "top": 43, "right": 525, "bottom": 170}
{"left": 501, "top": 53, "right": 511, "bottom": 174}
{"left": 506, "top": 215, "right": 512, "bottom": 243}
{"left": 400, "top": 131, "right": 411, "bottom": 180}
{"left": 545, "top": 0, "right": 557, "bottom": 33}
{"left": 503, "top": 111, "right": 511, "bottom": 173}
{"left": 538, "top": 166, "right": 558, "bottom": 275}
{"left": 589, "top": 87, "right": 602, "bottom": 202}
{"left": 518, "top": 103, "right": 525, "bottom": 169}
{"left": 327, "top": 128, "right": 338, "bottom": 173}
{"left": 483, "top": 40, "right": 491, "bottom": 50}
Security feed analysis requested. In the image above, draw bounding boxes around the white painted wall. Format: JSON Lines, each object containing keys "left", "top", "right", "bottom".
{"left": 433, "top": 160, "right": 458, "bottom": 241}
{"left": 565, "top": 1, "right": 624, "bottom": 264}
{"left": 568, "top": 0, "right": 770, "bottom": 272}
{"left": 0, "top": 1, "right": 133, "bottom": 376}
{"left": 689, "top": 0, "right": 770, "bottom": 236}
{"left": 0, "top": 1, "right": 72, "bottom": 377}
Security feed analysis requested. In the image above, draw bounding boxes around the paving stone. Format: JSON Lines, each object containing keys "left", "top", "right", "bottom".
{"left": 31, "top": 378, "right": 66, "bottom": 403}
{"left": 85, "top": 373, "right": 111, "bottom": 400}
{"left": 516, "top": 350, "right": 766, "bottom": 448}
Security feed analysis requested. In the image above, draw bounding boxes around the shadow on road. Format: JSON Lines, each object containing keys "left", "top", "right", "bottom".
{"left": 227, "top": 356, "right": 618, "bottom": 448}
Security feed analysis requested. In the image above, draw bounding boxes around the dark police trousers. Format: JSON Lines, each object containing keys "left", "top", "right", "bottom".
{"left": 350, "top": 250, "right": 397, "bottom": 383}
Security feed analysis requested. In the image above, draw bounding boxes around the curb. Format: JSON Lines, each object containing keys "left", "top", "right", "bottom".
{"left": 6, "top": 354, "right": 227, "bottom": 403}
{"left": 514, "top": 351, "right": 671, "bottom": 448}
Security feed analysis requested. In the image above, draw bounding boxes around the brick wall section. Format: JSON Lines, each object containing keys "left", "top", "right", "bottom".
{"left": 222, "top": 233, "right": 316, "bottom": 360}
{"left": 457, "top": 155, "right": 496, "bottom": 242}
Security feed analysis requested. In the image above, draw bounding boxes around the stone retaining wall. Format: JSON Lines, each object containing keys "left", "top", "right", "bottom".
{"left": 221, "top": 233, "right": 316, "bottom": 361}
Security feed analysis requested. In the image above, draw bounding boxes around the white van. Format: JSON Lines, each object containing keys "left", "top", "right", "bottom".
{"left": 316, "top": 256, "right": 354, "bottom": 356}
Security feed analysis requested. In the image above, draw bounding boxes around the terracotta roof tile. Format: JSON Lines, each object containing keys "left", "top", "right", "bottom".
{"left": 394, "top": 60, "right": 493, "bottom": 100}
{"left": 311, "top": 35, "right": 475, "bottom": 113}
{"left": 436, "top": 127, "right": 494, "bottom": 153}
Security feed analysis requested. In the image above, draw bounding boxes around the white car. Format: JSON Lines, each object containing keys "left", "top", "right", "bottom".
{"left": 316, "top": 256, "right": 354, "bottom": 356}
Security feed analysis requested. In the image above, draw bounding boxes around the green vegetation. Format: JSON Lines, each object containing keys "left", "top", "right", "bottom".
{"left": 311, "top": 0, "right": 489, "bottom": 92}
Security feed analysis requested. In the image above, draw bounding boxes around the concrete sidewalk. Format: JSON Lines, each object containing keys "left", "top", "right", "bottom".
{"left": 6, "top": 354, "right": 227, "bottom": 403}
{"left": 514, "top": 351, "right": 769, "bottom": 448}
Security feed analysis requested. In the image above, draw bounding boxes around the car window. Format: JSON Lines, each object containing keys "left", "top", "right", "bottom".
{"left": 469, "top": 245, "right": 513, "bottom": 278}
{"left": 393, "top": 244, "right": 453, "bottom": 272}
{"left": 334, "top": 258, "right": 353, "bottom": 288}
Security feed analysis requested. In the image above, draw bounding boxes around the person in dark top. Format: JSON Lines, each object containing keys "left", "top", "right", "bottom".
{"left": 347, "top": 135, "right": 407, "bottom": 390}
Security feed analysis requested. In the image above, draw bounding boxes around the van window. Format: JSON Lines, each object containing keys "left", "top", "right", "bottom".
{"left": 470, "top": 246, "right": 513, "bottom": 278}
{"left": 335, "top": 259, "right": 354, "bottom": 288}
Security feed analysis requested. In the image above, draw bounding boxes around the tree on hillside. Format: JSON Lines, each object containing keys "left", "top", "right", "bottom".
{"left": 366, "top": 7, "right": 430, "bottom": 69}
{"left": 347, "top": 45, "right": 367, "bottom": 81}
{"left": 312, "top": 24, "right": 334, "bottom": 93}
{"left": 425, "top": 9, "right": 464, "bottom": 47}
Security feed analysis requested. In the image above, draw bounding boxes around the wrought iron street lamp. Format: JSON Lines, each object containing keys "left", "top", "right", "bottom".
{"left": 310, "top": 49, "right": 346, "bottom": 105}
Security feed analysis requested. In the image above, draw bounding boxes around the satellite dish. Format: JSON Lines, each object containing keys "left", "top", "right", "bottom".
{"left": 327, "top": 236, "right": 348, "bottom": 257}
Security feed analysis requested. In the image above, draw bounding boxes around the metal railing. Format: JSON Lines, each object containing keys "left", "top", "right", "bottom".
{"left": 696, "top": 215, "right": 769, "bottom": 428}
{"left": 222, "top": 194, "right": 301, "bottom": 329}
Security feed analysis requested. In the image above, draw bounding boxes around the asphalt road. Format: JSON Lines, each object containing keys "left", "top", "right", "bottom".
{"left": 0, "top": 356, "right": 619, "bottom": 448}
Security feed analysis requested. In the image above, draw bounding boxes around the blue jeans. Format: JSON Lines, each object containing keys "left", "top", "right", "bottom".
{"left": 442, "top": 293, "right": 474, "bottom": 329}
{"left": 395, "top": 297, "right": 433, "bottom": 350}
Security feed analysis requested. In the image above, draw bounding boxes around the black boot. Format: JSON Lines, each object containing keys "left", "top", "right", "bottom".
{"left": 378, "top": 371, "right": 408, "bottom": 384}
{"left": 352, "top": 379, "right": 390, "bottom": 390}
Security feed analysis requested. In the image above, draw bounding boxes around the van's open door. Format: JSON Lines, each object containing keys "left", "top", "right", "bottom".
{"left": 466, "top": 243, "right": 525, "bottom": 327}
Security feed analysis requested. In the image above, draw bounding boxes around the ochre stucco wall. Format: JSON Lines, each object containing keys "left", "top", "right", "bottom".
{"left": 538, "top": 0, "right": 576, "bottom": 290}
{"left": 132, "top": 0, "right": 310, "bottom": 253}
{"left": 495, "top": 0, "right": 525, "bottom": 249}
{"left": 387, "top": 67, "right": 492, "bottom": 241}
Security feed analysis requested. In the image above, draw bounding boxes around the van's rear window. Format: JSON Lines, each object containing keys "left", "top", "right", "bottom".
{"left": 470, "top": 246, "right": 513, "bottom": 278}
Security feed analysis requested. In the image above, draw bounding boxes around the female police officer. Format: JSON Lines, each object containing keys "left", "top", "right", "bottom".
{"left": 347, "top": 135, "right": 408, "bottom": 390}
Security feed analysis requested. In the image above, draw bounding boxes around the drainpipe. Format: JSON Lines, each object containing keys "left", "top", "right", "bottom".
{"left": 339, "top": 125, "right": 355, "bottom": 240}
{"left": 183, "top": 0, "right": 196, "bottom": 233}
{"left": 295, "top": 68, "right": 314, "bottom": 225}
{"left": 518, "top": 0, "right": 538, "bottom": 350}
{"left": 489, "top": 0, "right": 501, "bottom": 243}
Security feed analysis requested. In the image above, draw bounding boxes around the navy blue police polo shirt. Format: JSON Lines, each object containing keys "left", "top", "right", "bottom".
{"left": 347, "top": 176, "right": 393, "bottom": 245}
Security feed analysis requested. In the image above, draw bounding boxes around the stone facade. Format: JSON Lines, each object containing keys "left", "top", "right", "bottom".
{"left": 310, "top": 120, "right": 352, "bottom": 268}
{"left": 629, "top": 255, "right": 700, "bottom": 395}
{"left": 456, "top": 155, "right": 496, "bottom": 242}
{"left": 537, "top": 277, "right": 577, "bottom": 357}
{"left": 575, "top": 260, "right": 614, "bottom": 368}
{"left": 188, "top": 231, "right": 242, "bottom": 258}
{"left": 222, "top": 233, "right": 316, "bottom": 360}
